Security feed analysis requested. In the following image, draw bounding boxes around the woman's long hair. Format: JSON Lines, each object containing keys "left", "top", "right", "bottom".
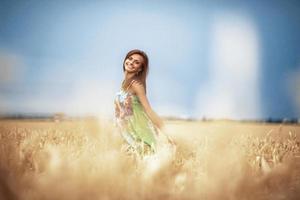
{"left": 122, "top": 49, "right": 149, "bottom": 94}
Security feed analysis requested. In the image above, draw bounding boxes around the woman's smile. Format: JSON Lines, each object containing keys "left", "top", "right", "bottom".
{"left": 126, "top": 63, "right": 135, "bottom": 70}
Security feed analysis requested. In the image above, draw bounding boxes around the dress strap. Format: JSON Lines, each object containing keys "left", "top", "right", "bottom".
{"left": 124, "top": 79, "right": 135, "bottom": 91}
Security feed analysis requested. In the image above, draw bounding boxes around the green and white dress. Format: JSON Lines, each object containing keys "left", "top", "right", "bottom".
{"left": 114, "top": 80, "right": 158, "bottom": 156}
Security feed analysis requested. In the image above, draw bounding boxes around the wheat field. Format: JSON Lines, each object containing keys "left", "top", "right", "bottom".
{"left": 0, "top": 118, "right": 299, "bottom": 200}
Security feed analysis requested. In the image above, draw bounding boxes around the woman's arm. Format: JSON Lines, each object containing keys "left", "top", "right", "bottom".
{"left": 131, "top": 80, "right": 164, "bottom": 130}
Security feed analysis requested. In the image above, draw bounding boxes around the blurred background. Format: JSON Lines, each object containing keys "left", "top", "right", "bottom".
{"left": 0, "top": 0, "right": 299, "bottom": 120}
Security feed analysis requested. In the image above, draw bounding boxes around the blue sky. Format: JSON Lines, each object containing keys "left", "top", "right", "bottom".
{"left": 0, "top": 0, "right": 300, "bottom": 120}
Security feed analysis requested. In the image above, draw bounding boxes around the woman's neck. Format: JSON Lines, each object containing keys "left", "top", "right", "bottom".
{"left": 124, "top": 71, "right": 136, "bottom": 81}
{"left": 122, "top": 71, "right": 136, "bottom": 89}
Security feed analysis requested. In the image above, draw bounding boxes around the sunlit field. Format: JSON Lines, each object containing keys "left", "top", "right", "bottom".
{"left": 0, "top": 118, "right": 300, "bottom": 200}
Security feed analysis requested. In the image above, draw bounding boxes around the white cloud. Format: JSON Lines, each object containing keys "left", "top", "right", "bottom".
{"left": 21, "top": 78, "right": 118, "bottom": 118}
{"left": 0, "top": 50, "right": 26, "bottom": 84}
{"left": 149, "top": 74, "right": 187, "bottom": 118}
{"left": 65, "top": 79, "right": 117, "bottom": 118}
{"left": 0, "top": 50, "right": 27, "bottom": 114}
{"left": 194, "top": 12, "right": 261, "bottom": 119}
{"left": 286, "top": 66, "right": 300, "bottom": 115}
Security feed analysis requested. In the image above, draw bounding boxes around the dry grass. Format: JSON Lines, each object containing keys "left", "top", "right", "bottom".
{"left": 0, "top": 119, "right": 300, "bottom": 200}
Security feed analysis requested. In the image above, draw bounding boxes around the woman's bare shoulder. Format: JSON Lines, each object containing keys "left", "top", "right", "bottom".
{"left": 131, "top": 79, "right": 145, "bottom": 94}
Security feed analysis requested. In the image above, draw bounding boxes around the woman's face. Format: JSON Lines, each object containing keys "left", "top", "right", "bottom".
{"left": 124, "top": 54, "right": 144, "bottom": 74}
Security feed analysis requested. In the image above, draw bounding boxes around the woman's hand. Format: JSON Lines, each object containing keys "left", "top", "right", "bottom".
{"left": 165, "top": 134, "right": 176, "bottom": 146}
{"left": 155, "top": 124, "right": 176, "bottom": 147}
{"left": 156, "top": 118, "right": 165, "bottom": 130}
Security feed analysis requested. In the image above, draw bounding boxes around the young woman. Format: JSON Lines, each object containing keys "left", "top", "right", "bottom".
{"left": 114, "top": 49, "right": 173, "bottom": 157}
